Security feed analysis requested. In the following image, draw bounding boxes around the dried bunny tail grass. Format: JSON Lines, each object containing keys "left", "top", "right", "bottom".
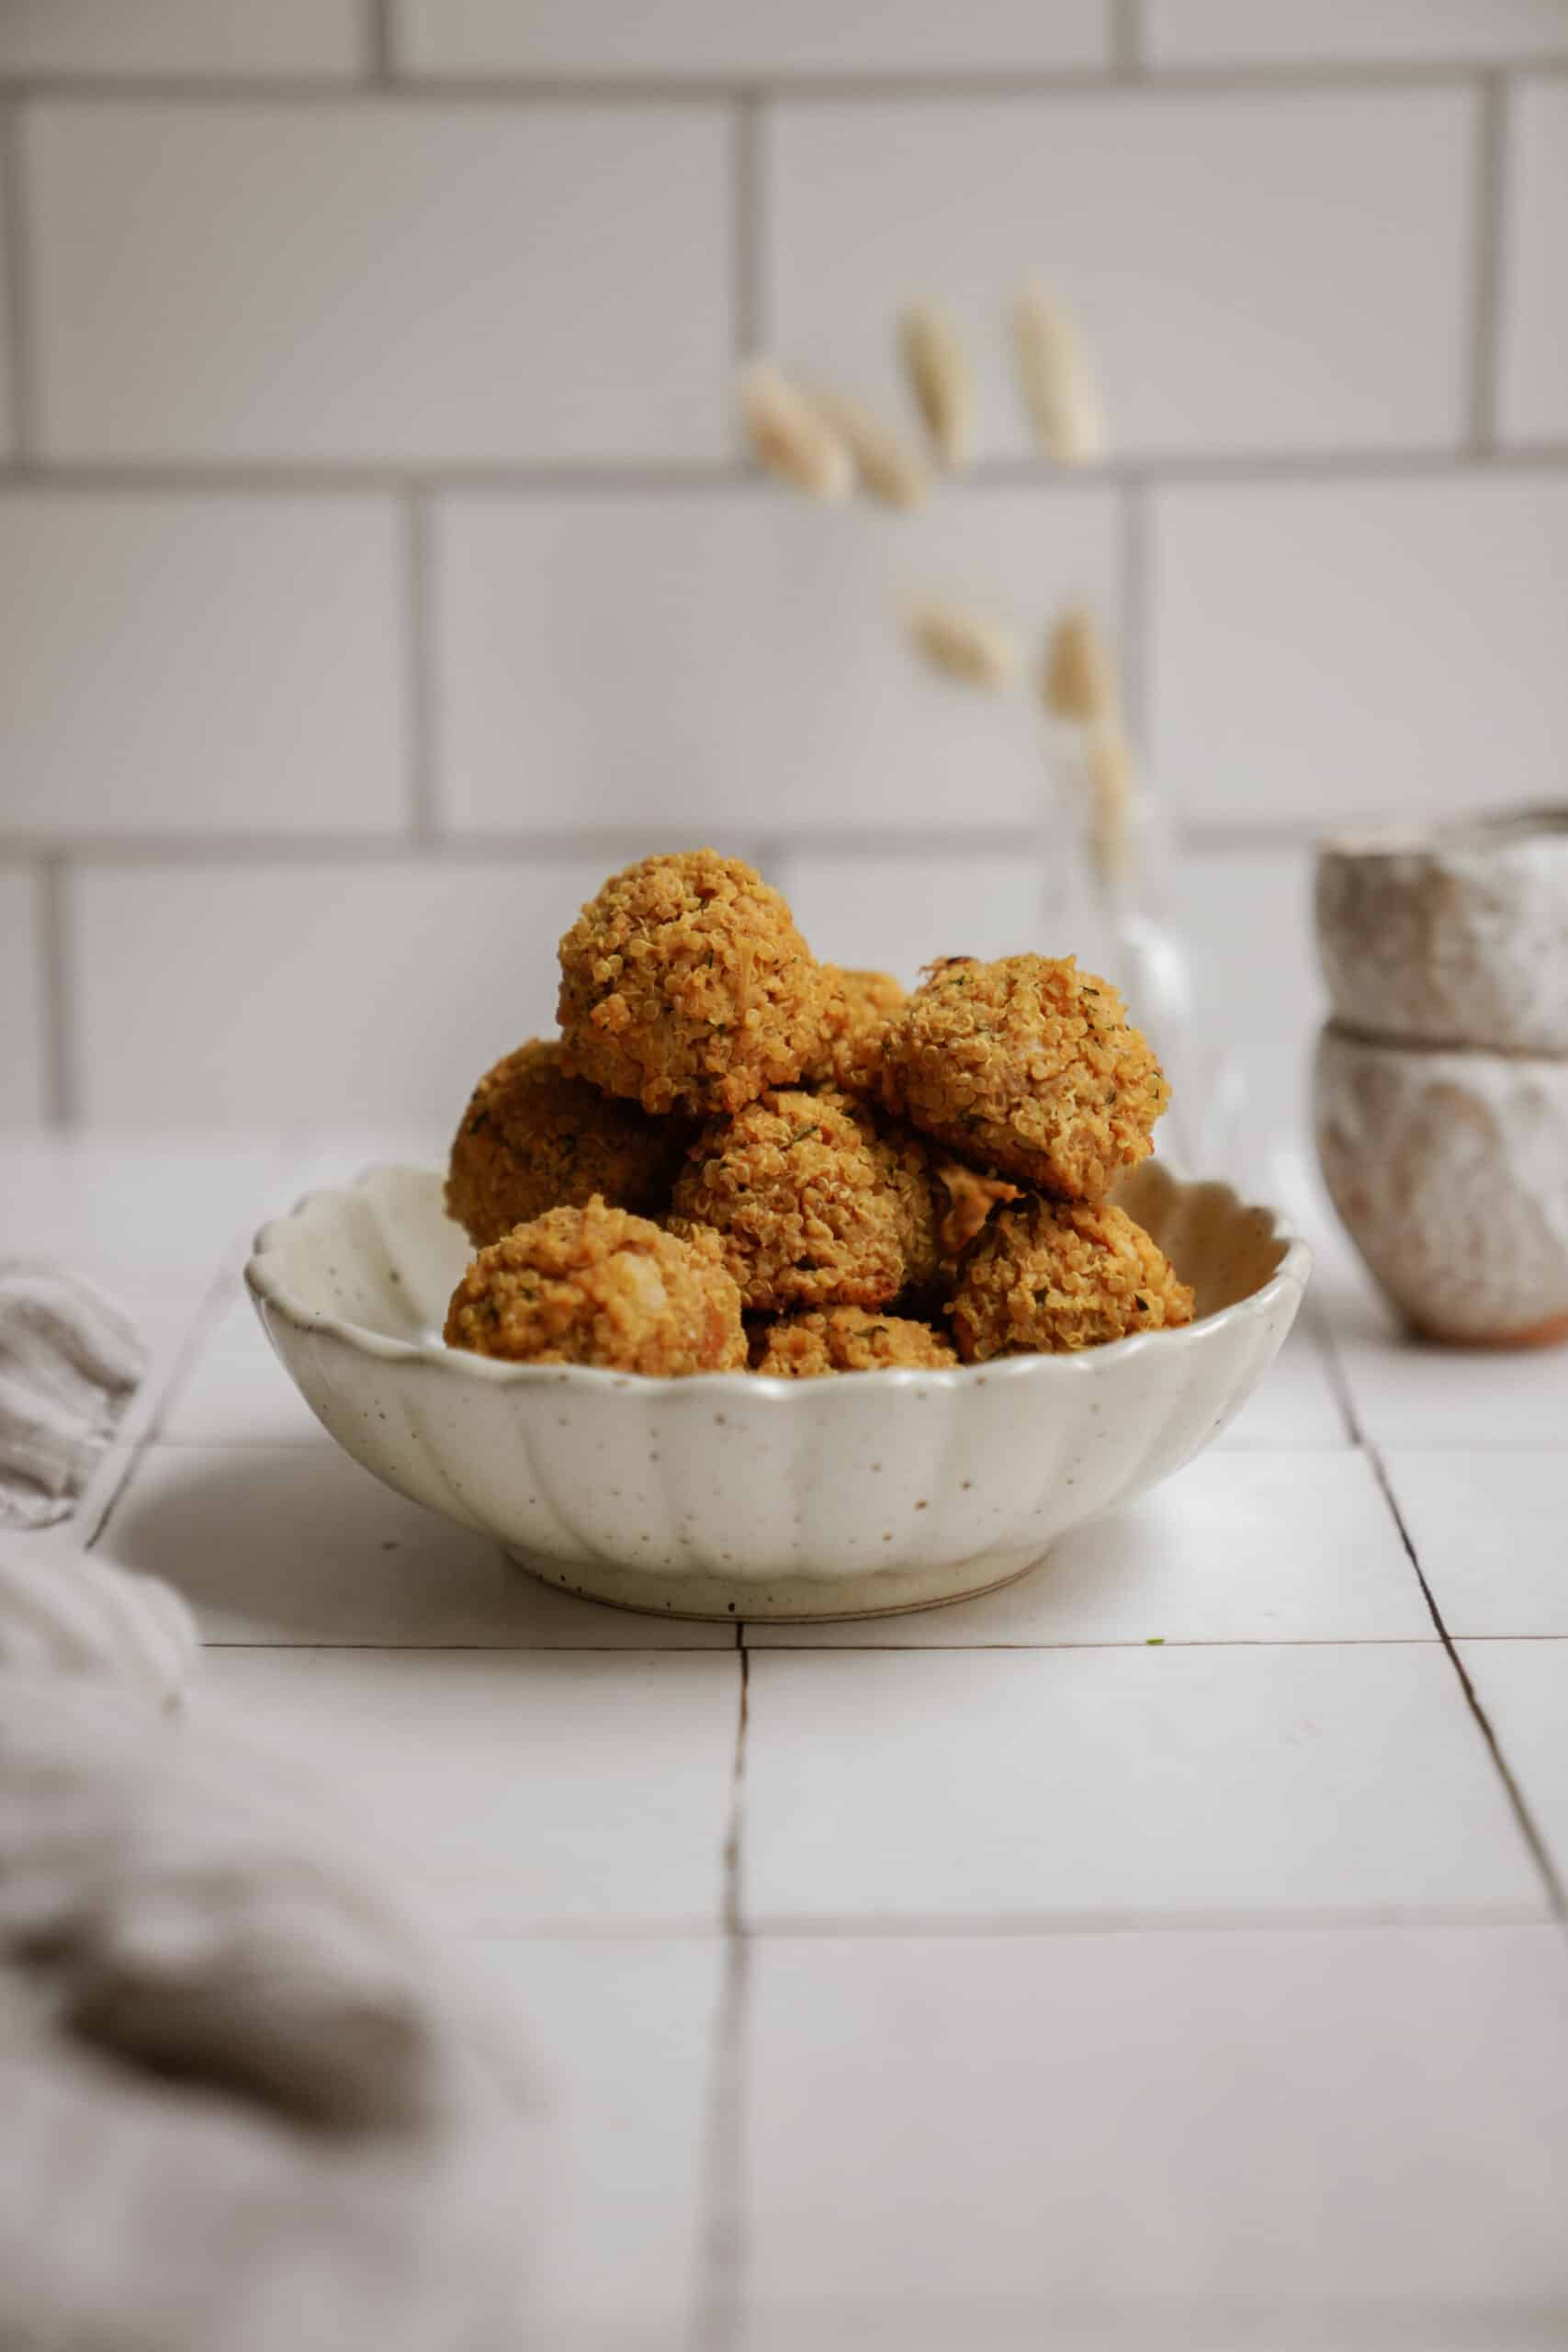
{"left": 1086, "top": 716, "right": 1135, "bottom": 890}
{"left": 805, "top": 383, "right": 930, "bottom": 509}
{"left": 899, "top": 300, "right": 976, "bottom": 471}
{"left": 739, "top": 359, "right": 853, "bottom": 503}
{"left": 1011, "top": 279, "right": 1107, "bottom": 465}
{"left": 901, "top": 597, "right": 1021, "bottom": 692}
{"left": 1043, "top": 606, "right": 1122, "bottom": 727}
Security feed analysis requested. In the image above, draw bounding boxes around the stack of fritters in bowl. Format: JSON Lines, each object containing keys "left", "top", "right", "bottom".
{"left": 442, "top": 849, "right": 1194, "bottom": 1377}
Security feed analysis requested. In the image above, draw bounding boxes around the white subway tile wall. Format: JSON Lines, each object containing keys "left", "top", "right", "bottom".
{"left": 69, "top": 858, "right": 608, "bottom": 1129}
{"left": 0, "top": 2, "right": 1561, "bottom": 1129}
{"left": 393, "top": 0, "right": 1111, "bottom": 78}
{"left": 28, "top": 101, "right": 733, "bottom": 464}
{"left": 771, "top": 848, "right": 1051, "bottom": 981}
{"left": 434, "top": 484, "right": 1120, "bottom": 833}
{"left": 1145, "top": 1, "right": 1568, "bottom": 68}
{"left": 765, "top": 89, "right": 1475, "bottom": 459}
{"left": 1499, "top": 77, "right": 1568, "bottom": 446}
{"left": 1151, "top": 472, "right": 1568, "bottom": 828}
{"left": 0, "top": 152, "right": 12, "bottom": 459}
{"left": 0, "top": 494, "right": 406, "bottom": 835}
{"left": 0, "top": 2, "right": 367, "bottom": 81}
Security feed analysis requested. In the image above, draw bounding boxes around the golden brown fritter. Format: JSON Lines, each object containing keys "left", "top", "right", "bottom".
{"left": 669, "top": 1088, "right": 939, "bottom": 1312}
{"left": 750, "top": 1306, "right": 957, "bottom": 1377}
{"left": 805, "top": 966, "right": 906, "bottom": 1098}
{"left": 884, "top": 955, "right": 1169, "bottom": 1199}
{"left": 446, "top": 1038, "right": 693, "bottom": 1246}
{"left": 557, "top": 849, "right": 828, "bottom": 1117}
{"left": 444, "top": 1196, "right": 747, "bottom": 1376}
{"left": 949, "top": 1195, "right": 1195, "bottom": 1361}
{"left": 931, "top": 1159, "right": 1021, "bottom": 1261}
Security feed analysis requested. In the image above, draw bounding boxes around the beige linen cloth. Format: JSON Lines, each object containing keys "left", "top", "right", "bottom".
{"left": 0, "top": 1268, "right": 147, "bottom": 1531}
{"left": 0, "top": 1544, "right": 534, "bottom": 2352}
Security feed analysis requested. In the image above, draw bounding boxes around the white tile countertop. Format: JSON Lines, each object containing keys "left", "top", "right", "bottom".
{"left": 6, "top": 1133, "right": 1568, "bottom": 2352}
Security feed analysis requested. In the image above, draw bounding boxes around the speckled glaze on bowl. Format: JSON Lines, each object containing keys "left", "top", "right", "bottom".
{"left": 245, "top": 1165, "right": 1309, "bottom": 1623}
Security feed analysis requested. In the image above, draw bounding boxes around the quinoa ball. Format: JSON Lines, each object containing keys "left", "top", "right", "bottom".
{"left": 931, "top": 1159, "right": 1021, "bottom": 1262}
{"left": 446, "top": 1038, "right": 693, "bottom": 1246}
{"left": 750, "top": 1306, "right": 957, "bottom": 1378}
{"left": 557, "top": 849, "right": 828, "bottom": 1117}
{"left": 950, "top": 1195, "right": 1195, "bottom": 1361}
{"left": 444, "top": 1196, "right": 747, "bottom": 1376}
{"left": 669, "top": 1087, "right": 939, "bottom": 1313}
{"left": 884, "top": 955, "right": 1170, "bottom": 1200}
{"left": 804, "top": 967, "right": 906, "bottom": 1099}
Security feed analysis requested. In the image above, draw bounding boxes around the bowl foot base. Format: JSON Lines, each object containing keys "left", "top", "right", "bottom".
{"left": 1405, "top": 1306, "right": 1568, "bottom": 1351}
{"left": 502, "top": 1541, "right": 1054, "bottom": 1624}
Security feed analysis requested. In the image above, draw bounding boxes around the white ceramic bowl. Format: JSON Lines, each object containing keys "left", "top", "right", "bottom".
{"left": 245, "top": 1164, "right": 1309, "bottom": 1623}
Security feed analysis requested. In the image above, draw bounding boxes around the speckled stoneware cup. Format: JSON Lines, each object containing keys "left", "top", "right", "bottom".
{"left": 1314, "top": 1025, "right": 1568, "bottom": 1346}
{"left": 1316, "top": 806, "right": 1568, "bottom": 1055}
{"left": 247, "top": 1164, "right": 1308, "bottom": 1623}
{"left": 1314, "top": 806, "right": 1568, "bottom": 1346}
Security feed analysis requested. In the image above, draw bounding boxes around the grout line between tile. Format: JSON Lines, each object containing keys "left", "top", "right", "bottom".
{"left": 34, "top": 854, "right": 75, "bottom": 1126}
{"left": 735, "top": 1900, "right": 1556, "bottom": 1939}
{"left": 3, "top": 446, "right": 1567, "bottom": 500}
{"left": 402, "top": 487, "right": 439, "bottom": 842}
{"left": 1111, "top": 0, "right": 1144, "bottom": 80}
{"left": 1324, "top": 1320, "right": 1568, "bottom": 1918}
{"left": 741, "top": 1635, "right": 1443, "bottom": 1652}
{"left": 197, "top": 1637, "right": 747, "bottom": 1652}
{"left": 1117, "top": 475, "right": 1150, "bottom": 746}
{"left": 1307, "top": 1297, "right": 1359, "bottom": 1446}
{"left": 6, "top": 58, "right": 1568, "bottom": 105}
{"left": 694, "top": 1646, "right": 750, "bottom": 2351}
{"left": 0, "top": 818, "right": 1391, "bottom": 866}
{"left": 0, "top": 98, "right": 38, "bottom": 458}
{"left": 732, "top": 90, "right": 762, "bottom": 365}
{"left": 364, "top": 0, "right": 392, "bottom": 84}
{"left": 1373, "top": 1442, "right": 1565, "bottom": 1915}
{"left": 1466, "top": 71, "right": 1508, "bottom": 454}
{"left": 88, "top": 1262, "right": 236, "bottom": 1555}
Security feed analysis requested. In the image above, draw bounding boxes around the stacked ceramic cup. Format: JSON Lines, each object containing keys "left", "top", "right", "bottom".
{"left": 1313, "top": 808, "right": 1568, "bottom": 1346}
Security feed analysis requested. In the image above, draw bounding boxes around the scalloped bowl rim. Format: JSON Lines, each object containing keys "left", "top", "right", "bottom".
{"left": 244, "top": 1164, "right": 1313, "bottom": 1396}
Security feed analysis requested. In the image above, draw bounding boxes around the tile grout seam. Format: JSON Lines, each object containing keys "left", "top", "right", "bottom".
{"left": 401, "top": 487, "right": 440, "bottom": 843}
{"left": 1111, "top": 0, "right": 1144, "bottom": 81}
{"left": 87, "top": 1258, "right": 238, "bottom": 1555}
{"left": 732, "top": 90, "right": 762, "bottom": 365}
{"left": 1320, "top": 1318, "right": 1567, "bottom": 1918}
{"left": 1118, "top": 474, "right": 1150, "bottom": 747}
{"left": 4, "top": 447, "right": 1567, "bottom": 497}
{"left": 0, "top": 96, "right": 38, "bottom": 457}
{"left": 173, "top": 1632, "right": 1562, "bottom": 1655}
{"left": 5, "top": 58, "right": 1568, "bottom": 106}
{"left": 0, "top": 816, "right": 1483, "bottom": 865}
{"left": 1466, "top": 69, "right": 1509, "bottom": 454}
{"left": 694, "top": 1645, "right": 751, "bottom": 2351}
{"left": 33, "top": 853, "right": 75, "bottom": 1126}
{"left": 736, "top": 1900, "right": 1559, "bottom": 1940}
{"left": 364, "top": 0, "right": 392, "bottom": 85}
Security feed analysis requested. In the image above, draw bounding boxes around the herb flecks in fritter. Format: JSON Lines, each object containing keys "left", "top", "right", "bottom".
{"left": 558, "top": 850, "right": 829, "bottom": 1117}
{"left": 950, "top": 1196, "right": 1193, "bottom": 1361}
{"left": 445, "top": 1197, "right": 747, "bottom": 1376}
{"left": 446, "top": 1038, "right": 693, "bottom": 1244}
{"left": 750, "top": 1306, "right": 957, "bottom": 1377}
{"left": 884, "top": 953, "right": 1168, "bottom": 1199}
{"left": 670, "top": 1088, "right": 939, "bottom": 1313}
